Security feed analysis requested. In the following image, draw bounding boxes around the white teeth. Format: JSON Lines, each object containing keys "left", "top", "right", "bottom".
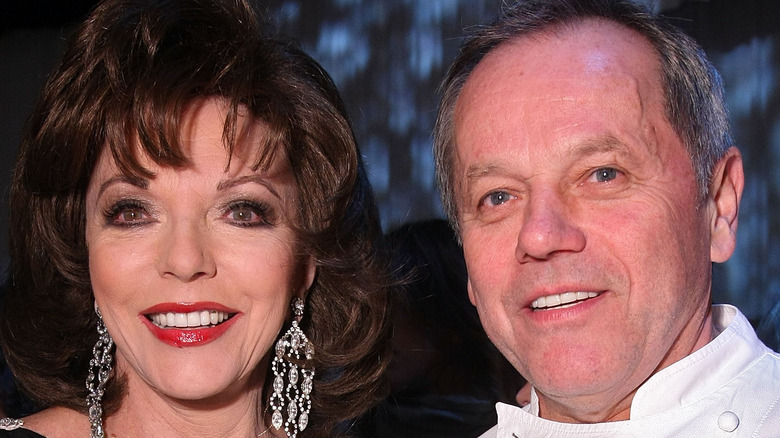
{"left": 532, "top": 292, "right": 599, "bottom": 310}
{"left": 149, "top": 310, "right": 231, "bottom": 328}
{"left": 559, "top": 292, "right": 576, "bottom": 304}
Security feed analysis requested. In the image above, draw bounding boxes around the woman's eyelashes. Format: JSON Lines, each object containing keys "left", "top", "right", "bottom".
{"left": 222, "top": 199, "right": 275, "bottom": 227}
{"left": 101, "top": 198, "right": 275, "bottom": 228}
{"left": 103, "top": 199, "right": 150, "bottom": 226}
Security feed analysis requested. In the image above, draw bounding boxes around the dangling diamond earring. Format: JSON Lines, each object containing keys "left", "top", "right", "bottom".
{"left": 270, "top": 298, "right": 315, "bottom": 438}
{"left": 86, "top": 305, "right": 114, "bottom": 438}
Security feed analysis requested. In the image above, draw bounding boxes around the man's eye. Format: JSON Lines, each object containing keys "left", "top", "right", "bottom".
{"left": 483, "top": 191, "right": 515, "bottom": 207}
{"left": 592, "top": 167, "right": 619, "bottom": 182}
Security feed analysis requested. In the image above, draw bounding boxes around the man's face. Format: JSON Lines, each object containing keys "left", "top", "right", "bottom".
{"left": 453, "top": 20, "right": 728, "bottom": 422}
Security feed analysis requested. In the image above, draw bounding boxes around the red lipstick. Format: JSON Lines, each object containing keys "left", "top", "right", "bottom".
{"left": 140, "top": 302, "right": 239, "bottom": 348}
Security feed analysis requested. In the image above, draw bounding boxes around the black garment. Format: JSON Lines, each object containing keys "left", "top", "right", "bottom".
{"left": 0, "top": 428, "right": 45, "bottom": 437}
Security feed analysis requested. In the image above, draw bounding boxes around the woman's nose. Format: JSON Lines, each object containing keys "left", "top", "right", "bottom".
{"left": 156, "top": 219, "right": 216, "bottom": 282}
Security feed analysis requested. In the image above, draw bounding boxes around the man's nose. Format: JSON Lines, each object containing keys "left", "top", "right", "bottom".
{"left": 515, "top": 188, "right": 586, "bottom": 262}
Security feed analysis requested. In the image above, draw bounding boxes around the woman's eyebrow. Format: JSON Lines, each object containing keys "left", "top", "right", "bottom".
{"left": 217, "top": 174, "right": 280, "bottom": 199}
{"left": 97, "top": 174, "right": 149, "bottom": 198}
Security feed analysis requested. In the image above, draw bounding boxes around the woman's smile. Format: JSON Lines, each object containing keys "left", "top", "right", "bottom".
{"left": 84, "top": 99, "right": 312, "bottom": 401}
{"left": 140, "top": 301, "right": 241, "bottom": 347}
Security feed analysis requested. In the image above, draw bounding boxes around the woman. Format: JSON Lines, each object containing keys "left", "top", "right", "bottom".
{"left": 0, "top": 0, "right": 389, "bottom": 436}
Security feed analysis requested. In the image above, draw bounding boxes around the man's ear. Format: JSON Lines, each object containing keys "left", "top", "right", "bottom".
{"left": 709, "top": 147, "right": 744, "bottom": 263}
{"left": 467, "top": 278, "right": 477, "bottom": 306}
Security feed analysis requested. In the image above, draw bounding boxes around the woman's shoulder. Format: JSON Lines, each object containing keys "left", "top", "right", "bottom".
{"left": 1, "top": 407, "right": 88, "bottom": 438}
{"left": 0, "top": 418, "right": 45, "bottom": 438}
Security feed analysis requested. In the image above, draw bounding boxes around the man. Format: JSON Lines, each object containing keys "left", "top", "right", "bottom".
{"left": 433, "top": 0, "right": 780, "bottom": 436}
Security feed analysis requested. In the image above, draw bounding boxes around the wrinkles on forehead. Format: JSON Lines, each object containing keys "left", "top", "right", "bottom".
{"left": 452, "top": 19, "right": 672, "bottom": 210}
{"left": 454, "top": 76, "right": 662, "bottom": 201}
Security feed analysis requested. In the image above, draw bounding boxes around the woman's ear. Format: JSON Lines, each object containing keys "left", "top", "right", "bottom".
{"left": 709, "top": 147, "right": 744, "bottom": 263}
{"left": 298, "top": 255, "right": 317, "bottom": 299}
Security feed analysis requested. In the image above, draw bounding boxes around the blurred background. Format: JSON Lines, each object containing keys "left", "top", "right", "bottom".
{"left": 1, "top": 0, "right": 778, "bottom": 326}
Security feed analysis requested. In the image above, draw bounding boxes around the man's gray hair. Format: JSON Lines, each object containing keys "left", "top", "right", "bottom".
{"left": 433, "top": 0, "right": 732, "bottom": 230}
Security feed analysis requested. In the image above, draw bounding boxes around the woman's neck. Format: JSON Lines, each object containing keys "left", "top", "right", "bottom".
{"left": 104, "top": 364, "right": 273, "bottom": 437}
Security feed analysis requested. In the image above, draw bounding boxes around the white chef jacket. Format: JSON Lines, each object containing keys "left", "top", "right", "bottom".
{"left": 480, "top": 304, "right": 780, "bottom": 437}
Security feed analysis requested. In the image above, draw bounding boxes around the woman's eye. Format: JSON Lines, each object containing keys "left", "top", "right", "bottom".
{"left": 104, "top": 200, "right": 149, "bottom": 226}
{"left": 231, "top": 206, "right": 256, "bottom": 222}
{"left": 226, "top": 201, "right": 272, "bottom": 227}
{"left": 120, "top": 209, "right": 145, "bottom": 222}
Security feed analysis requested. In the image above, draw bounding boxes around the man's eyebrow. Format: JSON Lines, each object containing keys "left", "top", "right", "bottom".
{"left": 97, "top": 174, "right": 149, "bottom": 198}
{"left": 465, "top": 164, "right": 503, "bottom": 182}
{"left": 462, "top": 136, "right": 629, "bottom": 184}
{"left": 462, "top": 163, "right": 510, "bottom": 204}
{"left": 217, "top": 174, "right": 280, "bottom": 198}
{"left": 570, "top": 135, "right": 628, "bottom": 158}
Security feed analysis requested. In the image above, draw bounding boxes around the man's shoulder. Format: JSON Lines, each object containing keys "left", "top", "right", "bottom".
{"left": 743, "top": 347, "right": 780, "bottom": 387}
{"left": 740, "top": 353, "right": 780, "bottom": 436}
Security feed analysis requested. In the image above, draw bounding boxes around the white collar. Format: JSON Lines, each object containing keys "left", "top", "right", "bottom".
{"left": 517, "top": 305, "right": 770, "bottom": 419}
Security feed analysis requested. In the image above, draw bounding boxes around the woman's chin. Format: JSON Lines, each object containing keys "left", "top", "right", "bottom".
{"left": 120, "top": 359, "right": 264, "bottom": 406}
{"left": 152, "top": 377, "right": 255, "bottom": 407}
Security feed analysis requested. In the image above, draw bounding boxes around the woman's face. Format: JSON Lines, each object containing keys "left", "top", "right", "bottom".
{"left": 85, "top": 99, "right": 314, "bottom": 403}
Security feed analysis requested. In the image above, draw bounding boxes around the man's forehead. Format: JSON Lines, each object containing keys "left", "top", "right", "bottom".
{"left": 458, "top": 20, "right": 660, "bottom": 108}
{"left": 452, "top": 20, "right": 664, "bottom": 151}
{"left": 453, "top": 74, "right": 653, "bottom": 164}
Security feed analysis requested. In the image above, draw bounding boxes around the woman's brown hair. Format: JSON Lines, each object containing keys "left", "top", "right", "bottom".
{"left": 1, "top": 0, "right": 390, "bottom": 434}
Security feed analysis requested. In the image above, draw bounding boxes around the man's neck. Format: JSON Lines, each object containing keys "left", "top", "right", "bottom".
{"left": 535, "top": 309, "right": 716, "bottom": 424}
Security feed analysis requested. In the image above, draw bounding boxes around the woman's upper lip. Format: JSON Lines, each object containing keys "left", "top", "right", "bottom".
{"left": 141, "top": 301, "right": 238, "bottom": 314}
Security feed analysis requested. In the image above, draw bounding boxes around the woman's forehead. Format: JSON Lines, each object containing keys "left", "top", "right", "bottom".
{"left": 96, "top": 98, "right": 290, "bottom": 180}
